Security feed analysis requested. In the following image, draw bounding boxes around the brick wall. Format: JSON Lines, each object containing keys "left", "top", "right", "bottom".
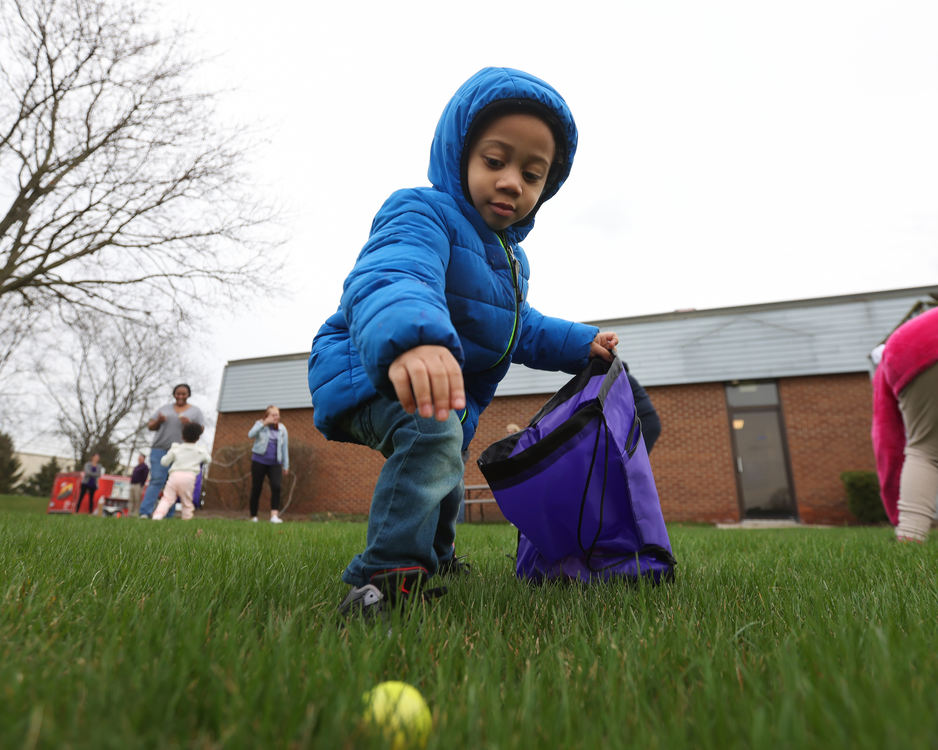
{"left": 465, "top": 393, "right": 553, "bottom": 523}
{"left": 209, "top": 408, "right": 383, "bottom": 515}
{"left": 210, "top": 372, "right": 876, "bottom": 524}
{"left": 780, "top": 373, "right": 875, "bottom": 524}
{"left": 646, "top": 382, "right": 741, "bottom": 523}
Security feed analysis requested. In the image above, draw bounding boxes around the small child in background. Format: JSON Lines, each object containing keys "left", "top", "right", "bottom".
{"left": 151, "top": 422, "right": 211, "bottom": 521}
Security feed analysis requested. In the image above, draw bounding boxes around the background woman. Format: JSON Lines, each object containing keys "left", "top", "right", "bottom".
{"left": 247, "top": 405, "right": 290, "bottom": 523}
{"left": 75, "top": 453, "right": 102, "bottom": 514}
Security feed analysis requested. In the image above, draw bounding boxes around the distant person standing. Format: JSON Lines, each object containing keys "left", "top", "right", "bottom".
{"left": 872, "top": 307, "right": 938, "bottom": 542}
{"left": 247, "top": 406, "right": 290, "bottom": 523}
{"left": 128, "top": 454, "right": 148, "bottom": 516}
{"left": 139, "top": 384, "right": 205, "bottom": 518}
{"left": 75, "top": 453, "right": 103, "bottom": 514}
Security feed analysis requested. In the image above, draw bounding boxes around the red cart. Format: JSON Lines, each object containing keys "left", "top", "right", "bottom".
{"left": 47, "top": 472, "right": 132, "bottom": 516}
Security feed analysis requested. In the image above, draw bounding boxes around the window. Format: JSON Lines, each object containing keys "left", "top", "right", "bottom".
{"left": 725, "top": 382, "right": 779, "bottom": 408}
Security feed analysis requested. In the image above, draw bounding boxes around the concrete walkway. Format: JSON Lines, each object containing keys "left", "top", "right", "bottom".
{"left": 715, "top": 518, "right": 830, "bottom": 529}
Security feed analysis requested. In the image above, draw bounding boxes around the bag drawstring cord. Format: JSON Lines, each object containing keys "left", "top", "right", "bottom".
{"left": 577, "top": 411, "right": 611, "bottom": 572}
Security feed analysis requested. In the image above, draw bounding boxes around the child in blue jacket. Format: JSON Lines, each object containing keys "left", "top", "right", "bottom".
{"left": 308, "top": 67, "right": 618, "bottom": 616}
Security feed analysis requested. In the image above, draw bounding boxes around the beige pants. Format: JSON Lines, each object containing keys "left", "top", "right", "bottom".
{"left": 896, "top": 362, "right": 938, "bottom": 540}
{"left": 128, "top": 484, "right": 142, "bottom": 516}
{"left": 152, "top": 471, "right": 196, "bottom": 521}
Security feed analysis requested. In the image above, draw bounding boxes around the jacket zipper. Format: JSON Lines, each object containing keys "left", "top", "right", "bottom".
{"left": 490, "top": 233, "right": 521, "bottom": 369}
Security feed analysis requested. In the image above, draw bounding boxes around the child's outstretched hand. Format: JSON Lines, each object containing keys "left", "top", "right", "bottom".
{"left": 589, "top": 331, "right": 619, "bottom": 361}
{"left": 389, "top": 345, "right": 466, "bottom": 421}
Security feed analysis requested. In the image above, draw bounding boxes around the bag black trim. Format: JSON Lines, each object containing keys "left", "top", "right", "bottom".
{"left": 478, "top": 357, "right": 634, "bottom": 487}
{"left": 478, "top": 401, "right": 601, "bottom": 485}
{"left": 528, "top": 356, "right": 623, "bottom": 425}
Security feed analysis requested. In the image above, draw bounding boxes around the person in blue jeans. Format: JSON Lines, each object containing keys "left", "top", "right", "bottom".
{"left": 138, "top": 383, "right": 205, "bottom": 518}
{"left": 308, "top": 68, "right": 618, "bottom": 617}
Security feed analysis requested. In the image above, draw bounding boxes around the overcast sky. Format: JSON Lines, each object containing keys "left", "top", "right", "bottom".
{"left": 30, "top": 0, "right": 932, "bottom": 455}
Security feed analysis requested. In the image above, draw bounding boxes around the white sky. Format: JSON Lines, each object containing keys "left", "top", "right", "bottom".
{"left": 43, "top": 0, "right": 937, "bottom": 454}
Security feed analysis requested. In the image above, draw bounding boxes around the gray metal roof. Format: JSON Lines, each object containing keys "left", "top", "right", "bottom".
{"left": 217, "top": 352, "right": 312, "bottom": 412}
{"left": 217, "top": 286, "right": 938, "bottom": 411}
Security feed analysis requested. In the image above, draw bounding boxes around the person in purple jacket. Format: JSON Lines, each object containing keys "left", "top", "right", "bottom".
{"left": 75, "top": 453, "right": 103, "bottom": 514}
{"left": 308, "top": 67, "right": 618, "bottom": 618}
{"left": 247, "top": 406, "right": 290, "bottom": 524}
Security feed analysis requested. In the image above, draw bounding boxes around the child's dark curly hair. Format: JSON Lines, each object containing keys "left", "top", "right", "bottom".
{"left": 182, "top": 422, "right": 204, "bottom": 443}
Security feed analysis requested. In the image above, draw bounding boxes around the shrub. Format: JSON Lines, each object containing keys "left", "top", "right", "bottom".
{"left": 19, "top": 457, "right": 61, "bottom": 498}
{"left": 0, "top": 432, "right": 23, "bottom": 494}
{"left": 840, "top": 471, "right": 888, "bottom": 524}
{"left": 204, "top": 444, "right": 253, "bottom": 511}
{"left": 204, "top": 439, "right": 318, "bottom": 514}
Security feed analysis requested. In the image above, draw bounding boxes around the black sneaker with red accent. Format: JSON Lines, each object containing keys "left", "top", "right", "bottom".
{"left": 338, "top": 566, "right": 446, "bottom": 620}
{"left": 437, "top": 554, "right": 471, "bottom": 577}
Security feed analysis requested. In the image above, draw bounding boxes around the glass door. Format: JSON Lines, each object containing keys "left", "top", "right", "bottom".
{"left": 726, "top": 384, "right": 797, "bottom": 519}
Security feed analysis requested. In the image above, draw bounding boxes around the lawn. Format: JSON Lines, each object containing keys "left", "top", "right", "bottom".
{"left": 2, "top": 496, "right": 936, "bottom": 749}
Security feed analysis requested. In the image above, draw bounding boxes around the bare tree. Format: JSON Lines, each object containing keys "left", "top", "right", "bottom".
{"left": 0, "top": 0, "right": 273, "bottom": 331}
{"left": 0, "top": 294, "right": 44, "bottom": 427}
{"left": 35, "top": 310, "right": 192, "bottom": 468}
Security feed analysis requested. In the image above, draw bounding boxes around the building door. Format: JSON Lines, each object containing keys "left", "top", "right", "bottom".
{"left": 726, "top": 383, "right": 797, "bottom": 519}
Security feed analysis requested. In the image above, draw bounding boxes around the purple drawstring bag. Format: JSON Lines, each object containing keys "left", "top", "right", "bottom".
{"left": 478, "top": 357, "right": 675, "bottom": 584}
{"left": 193, "top": 465, "right": 204, "bottom": 509}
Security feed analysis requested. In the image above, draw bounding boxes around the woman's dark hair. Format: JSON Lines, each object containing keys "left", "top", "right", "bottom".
{"left": 172, "top": 383, "right": 192, "bottom": 397}
{"left": 182, "top": 422, "right": 204, "bottom": 442}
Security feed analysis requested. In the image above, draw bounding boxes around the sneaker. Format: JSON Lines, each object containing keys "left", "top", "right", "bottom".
{"left": 437, "top": 554, "right": 471, "bottom": 577}
{"left": 338, "top": 583, "right": 386, "bottom": 619}
{"left": 338, "top": 567, "right": 445, "bottom": 620}
{"left": 250, "top": 516, "right": 259, "bottom": 523}
{"left": 270, "top": 516, "right": 283, "bottom": 524}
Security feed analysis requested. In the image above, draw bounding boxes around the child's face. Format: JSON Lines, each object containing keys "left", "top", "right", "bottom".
{"left": 466, "top": 113, "right": 555, "bottom": 231}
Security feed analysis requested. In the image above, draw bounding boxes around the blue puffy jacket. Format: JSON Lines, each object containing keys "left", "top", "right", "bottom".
{"left": 308, "top": 67, "right": 599, "bottom": 448}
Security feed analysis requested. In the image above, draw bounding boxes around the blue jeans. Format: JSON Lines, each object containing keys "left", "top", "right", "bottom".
{"left": 338, "top": 396, "right": 464, "bottom": 587}
{"left": 455, "top": 449, "right": 470, "bottom": 523}
{"left": 139, "top": 448, "right": 173, "bottom": 518}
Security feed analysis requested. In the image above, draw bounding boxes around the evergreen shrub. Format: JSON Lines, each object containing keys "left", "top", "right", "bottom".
{"left": 840, "top": 470, "right": 888, "bottom": 524}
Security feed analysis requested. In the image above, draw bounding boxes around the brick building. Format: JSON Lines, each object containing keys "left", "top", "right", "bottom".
{"left": 209, "top": 286, "right": 937, "bottom": 525}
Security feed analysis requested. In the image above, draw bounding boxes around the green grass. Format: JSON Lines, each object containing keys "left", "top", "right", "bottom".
{"left": 0, "top": 494, "right": 49, "bottom": 514}
{"left": 2, "top": 504, "right": 936, "bottom": 749}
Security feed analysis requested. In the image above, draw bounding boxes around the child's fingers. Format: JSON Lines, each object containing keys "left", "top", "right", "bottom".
{"left": 428, "top": 364, "right": 452, "bottom": 421}
{"left": 589, "top": 341, "right": 615, "bottom": 361}
{"left": 447, "top": 365, "right": 466, "bottom": 414}
{"left": 597, "top": 331, "right": 618, "bottom": 350}
{"left": 410, "top": 364, "right": 435, "bottom": 418}
{"left": 432, "top": 349, "right": 464, "bottom": 421}
{"left": 589, "top": 331, "right": 618, "bottom": 360}
{"left": 389, "top": 349, "right": 439, "bottom": 418}
{"left": 389, "top": 345, "right": 464, "bottom": 420}
{"left": 389, "top": 361, "right": 419, "bottom": 414}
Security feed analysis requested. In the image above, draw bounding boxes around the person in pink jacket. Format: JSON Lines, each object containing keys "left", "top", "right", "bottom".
{"left": 871, "top": 306, "right": 938, "bottom": 541}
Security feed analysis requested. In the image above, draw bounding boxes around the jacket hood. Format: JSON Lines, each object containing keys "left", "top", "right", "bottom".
{"left": 427, "top": 67, "right": 578, "bottom": 243}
